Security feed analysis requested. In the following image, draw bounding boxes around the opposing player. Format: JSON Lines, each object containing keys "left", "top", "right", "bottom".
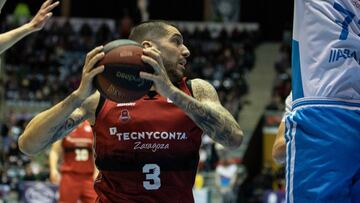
{"left": 49, "top": 120, "right": 97, "bottom": 203}
{"left": 287, "top": 0, "right": 360, "bottom": 202}
{"left": 0, "top": 0, "right": 59, "bottom": 54}
{"left": 18, "top": 21, "right": 243, "bottom": 202}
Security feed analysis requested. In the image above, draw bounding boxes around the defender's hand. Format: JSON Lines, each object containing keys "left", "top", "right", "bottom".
{"left": 28, "top": 0, "right": 60, "bottom": 32}
{"left": 139, "top": 47, "right": 176, "bottom": 97}
{"left": 75, "top": 46, "right": 105, "bottom": 100}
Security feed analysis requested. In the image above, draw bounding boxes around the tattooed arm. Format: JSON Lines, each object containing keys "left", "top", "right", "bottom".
{"left": 18, "top": 46, "right": 104, "bottom": 155}
{"left": 139, "top": 46, "right": 242, "bottom": 149}
{"left": 18, "top": 92, "right": 96, "bottom": 155}
{"left": 170, "top": 79, "right": 243, "bottom": 149}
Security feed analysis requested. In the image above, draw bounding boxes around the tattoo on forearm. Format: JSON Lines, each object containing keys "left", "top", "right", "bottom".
{"left": 46, "top": 115, "right": 84, "bottom": 146}
{"left": 188, "top": 102, "right": 233, "bottom": 146}
{"left": 172, "top": 91, "right": 241, "bottom": 147}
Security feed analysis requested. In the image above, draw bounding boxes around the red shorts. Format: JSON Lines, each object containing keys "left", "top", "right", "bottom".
{"left": 59, "top": 172, "right": 97, "bottom": 203}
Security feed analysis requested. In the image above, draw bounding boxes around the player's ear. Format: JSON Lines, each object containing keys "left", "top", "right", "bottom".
{"left": 142, "top": 41, "right": 152, "bottom": 48}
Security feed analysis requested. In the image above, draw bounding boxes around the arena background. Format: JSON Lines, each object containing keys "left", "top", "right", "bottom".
{"left": 0, "top": 0, "right": 292, "bottom": 202}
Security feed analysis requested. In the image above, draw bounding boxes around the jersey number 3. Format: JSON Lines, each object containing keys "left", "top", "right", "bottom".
{"left": 143, "top": 164, "right": 161, "bottom": 190}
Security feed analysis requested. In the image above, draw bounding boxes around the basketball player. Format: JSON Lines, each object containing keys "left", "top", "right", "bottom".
{"left": 0, "top": 0, "right": 59, "bottom": 54}
{"left": 285, "top": 0, "right": 360, "bottom": 202}
{"left": 18, "top": 21, "right": 243, "bottom": 202}
{"left": 49, "top": 120, "right": 97, "bottom": 203}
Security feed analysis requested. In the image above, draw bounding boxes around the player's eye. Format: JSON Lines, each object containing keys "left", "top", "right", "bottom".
{"left": 172, "top": 38, "right": 182, "bottom": 45}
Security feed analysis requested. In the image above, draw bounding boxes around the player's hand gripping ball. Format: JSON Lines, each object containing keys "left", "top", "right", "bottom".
{"left": 94, "top": 39, "right": 154, "bottom": 103}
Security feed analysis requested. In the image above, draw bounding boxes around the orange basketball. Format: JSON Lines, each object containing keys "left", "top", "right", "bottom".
{"left": 94, "top": 39, "right": 154, "bottom": 103}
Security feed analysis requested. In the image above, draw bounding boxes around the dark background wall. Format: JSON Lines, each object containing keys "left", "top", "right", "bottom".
{"left": 241, "top": 0, "right": 293, "bottom": 40}
{"left": 0, "top": 0, "right": 293, "bottom": 40}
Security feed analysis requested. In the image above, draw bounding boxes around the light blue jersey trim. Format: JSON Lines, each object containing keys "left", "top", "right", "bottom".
{"left": 291, "top": 40, "right": 304, "bottom": 100}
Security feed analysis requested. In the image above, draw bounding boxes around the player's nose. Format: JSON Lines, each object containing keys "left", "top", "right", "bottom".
{"left": 181, "top": 45, "right": 190, "bottom": 58}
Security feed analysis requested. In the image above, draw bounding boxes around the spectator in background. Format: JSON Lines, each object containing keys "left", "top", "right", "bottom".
{"left": 215, "top": 155, "right": 238, "bottom": 203}
{"left": 137, "top": 0, "right": 149, "bottom": 22}
{"left": 49, "top": 121, "right": 97, "bottom": 203}
{"left": 118, "top": 9, "right": 134, "bottom": 38}
{"left": 0, "top": 0, "right": 59, "bottom": 54}
{"left": 22, "top": 164, "right": 36, "bottom": 181}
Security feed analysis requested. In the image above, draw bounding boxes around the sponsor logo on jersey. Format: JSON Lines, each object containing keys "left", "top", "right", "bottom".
{"left": 328, "top": 48, "right": 359, "bottom": 64}
{"left": 108, "top": 128, "right": 188, "bottom": 141}
{"left": 119, "top": 109, "right": 131, "bottom": 123}
{"left": 134, "top": 142, "right": 170, "bottom": 152}
{"left": 108, "top": 128, "right": 188, "bottom": 152}
{"left": 116, "top": 102, "right": 136, "bottom": 107}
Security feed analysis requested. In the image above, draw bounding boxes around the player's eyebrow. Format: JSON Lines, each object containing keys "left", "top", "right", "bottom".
{"left": 171, "top": 33, "right": 183, "bottom": 43}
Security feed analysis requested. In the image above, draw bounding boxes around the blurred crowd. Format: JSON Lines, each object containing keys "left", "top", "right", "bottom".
{"left": 0, "top": 17, "right": 258, "bottom": 202}
{"left": 3, "top": 19, "right": 258, "bottom": 115}
{"left": 266, "top": 39, "right": 291, "bottom": 111}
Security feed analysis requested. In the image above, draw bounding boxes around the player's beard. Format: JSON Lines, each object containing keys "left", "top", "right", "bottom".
{"left": 164, "top": 62, "right": 184, "bottom": 83}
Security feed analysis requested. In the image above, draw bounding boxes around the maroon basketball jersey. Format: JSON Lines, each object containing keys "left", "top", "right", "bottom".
{"left": 92, "top": 78, "right": 203, "bottom": 203}
{"left": 61, "top": 120, "right": 94, "bottom": 174}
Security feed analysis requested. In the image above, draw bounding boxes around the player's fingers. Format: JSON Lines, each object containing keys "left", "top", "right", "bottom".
{"left": 143, "top": 48, "right": 162, "bottom": 65}
{"left": 36, "top": 13, "right": 52, "bottom": 27}
{"left": 148, "top": 46, "right": 161, "bottom": 54}
{"left": 141, "top": 55, "right": 161, "bottom": 74}
{"left": 44, "top": 1, "right": 59, "bottom": 12}
{"left": 41, "top": 0, "right": 53, "bottom": 9}
{"left": 43, "top": 12, "right": 52, "bottom": 21}
{"left": 88, "top": 65, "right": 105, "bottom": 78}
{"left": 85, "top": 46, "right": 104, "bottom": 64}
{"left": 86, "top": 52, "right": 105, "bottom": 72}
{"left": 139, "top": 71, "right": 157, "bottom": 81}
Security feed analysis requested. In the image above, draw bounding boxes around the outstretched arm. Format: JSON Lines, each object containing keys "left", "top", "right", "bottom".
{"left": 18, "top": 46, "right": 105, "bottom": 155}
{"left": 0, "top": 0, "right": 59, "bottom": 54}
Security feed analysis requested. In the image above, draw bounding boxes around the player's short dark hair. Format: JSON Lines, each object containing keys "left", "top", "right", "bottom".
{"left": 129, "top": 20, "right": 178, "bottom": 43}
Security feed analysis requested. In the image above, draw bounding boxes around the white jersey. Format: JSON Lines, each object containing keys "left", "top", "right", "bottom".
{"left": 292, "top": 0, "right": 360, "bottom": 101}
